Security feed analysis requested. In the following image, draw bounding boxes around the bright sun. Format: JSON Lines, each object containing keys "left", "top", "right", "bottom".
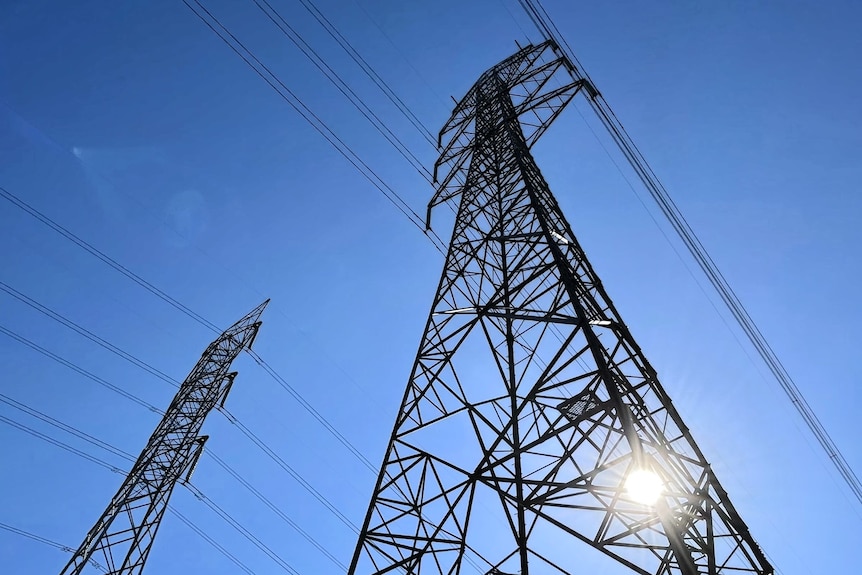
{"left": 625, "top": 469, "right": 664, "bottom": 505}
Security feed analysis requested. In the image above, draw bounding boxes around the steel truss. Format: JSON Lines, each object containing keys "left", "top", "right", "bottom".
{"left": 349, "top": 42, "right": 772, "bottom": 575}
{"left": 59, "top": 300, "right": 268, "bottom": 575}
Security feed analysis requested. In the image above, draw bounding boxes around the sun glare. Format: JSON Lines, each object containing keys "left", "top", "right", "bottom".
{"left": 625, "top": 469, "right": 664, "bottom": 505}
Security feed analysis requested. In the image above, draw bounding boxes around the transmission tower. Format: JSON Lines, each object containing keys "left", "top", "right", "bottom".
{"left": 349, "top": 42, "right": 772, "bottom": 575}
{"left": 59, "top": 300, "right": 268, "bottom": 575}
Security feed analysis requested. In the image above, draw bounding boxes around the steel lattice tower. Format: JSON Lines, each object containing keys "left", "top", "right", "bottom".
{"left": 59, "top": 300, "right": 268, "bottom": 575}
{"left": 349, "top": 42, "right": 772, "bottom": 575}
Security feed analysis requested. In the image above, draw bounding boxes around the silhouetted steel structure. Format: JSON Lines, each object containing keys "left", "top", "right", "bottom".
{"left": 349, "top": 42, "right": 772, "bottom": 575}
{"left": 59, "top": 300, "right": 268, "bottom": 575}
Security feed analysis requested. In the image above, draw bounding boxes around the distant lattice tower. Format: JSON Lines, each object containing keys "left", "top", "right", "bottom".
{"left": 349, "top": 42, "right": 772, "bottom": 575}
{"left": 59, "top": 300, "right": 268, "bottom": 575}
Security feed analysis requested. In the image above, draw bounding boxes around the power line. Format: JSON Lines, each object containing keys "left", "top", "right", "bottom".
{"left": 22, "top": 375, "right": 348, "bottom": 569}
{"left": 518, "top": 0, "right": 862, "bottom": 506}
{"left": 185, "top": 482, "right": 303, "bottom": 575}
{"left": 0, "top": 322, "right": 352, "bottom": 566}
{"left": 33, "top": 15, "right": 575, "bottom": 565}
{"left": 252, "top": 0, "right": 433, "bottom": 182}
{"left": 0, "top": 414, "right": 127, "bottom": 474}
{"left": 0, "top": 272, "right": 375, "bottom": 488}
{"left": 267, "top": 2, "right": 584, "bottom": 388}
{"left": 0, "top": 408, "right": 288, "bottom": 575}
{"left": 249, "top": 0, "right": 467, "bottom": 222}
{"left": 293, "top": 0, "right": 438, "bottom": 146}
{"left": 246, "top": 348, "right": 376, "bottom": 472}
{"left": 207, "top": 450, "right": 348, "bottom": 570}
{"left": 248, "top": 0, "right": 471, "bottom": 296}
{"left": 1, "top": 11, "right": 656, "bottom": 572}
{"left": 264, "top": 0, "right": 471, "bottom": 221}
{"left": 0, "top": 184, "right": 381, "bottom": 476}
{"left": 2, "top": 0, "right": 458, "bottom": 508}
{"left": 347, "top": 0, "right": 450, "bottom": 109}
{"left": 0, "top": 392, "right": 133, "bottom": 461}
{"left": 0, "top": 280, "right": 180, "bottom": 388}
{"left": 6, "top": 13, "right": 574, "bottom": 574}
{"left": 179, "top": 4, "right": 566, "bottom": 444}
{"left": 181, "top": 0, "right": 447, "bottom": 253}
{"left": 0, "top": 186, "right": 221, "bottom": 334}
{"left": 217, "top": 408, "right": 359, "bottom": 533}
{"left": 0, "top": 522, "right": 107, "bottom": 574}
{"left": 169, "top": 507, "right": 258, "bottom": 575}
{"left": 0, "top": 182, "right": 386, "bottom": 542}
{"left": 0, "top": 324, "right": 160, "bottom": 413}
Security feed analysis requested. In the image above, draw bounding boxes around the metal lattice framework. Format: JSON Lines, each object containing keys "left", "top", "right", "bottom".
{"left": 349, "top": 42, "right": 772, "bottom": 575}
{"left": 59, "top": 300, "right": 268, "bottom": 575}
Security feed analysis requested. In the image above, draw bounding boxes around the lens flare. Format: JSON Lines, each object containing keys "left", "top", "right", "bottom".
{"left": 625, "top": 469, "right": 663, "bottom": 505}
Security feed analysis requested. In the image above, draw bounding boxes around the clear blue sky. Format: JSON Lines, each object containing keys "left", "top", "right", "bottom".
{"left": 1, "top": 0, "right": 860, "bottom": 573}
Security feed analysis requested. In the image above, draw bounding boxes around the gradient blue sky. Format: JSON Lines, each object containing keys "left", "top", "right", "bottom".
{"left": 1, "top": 1, "right": 861, "bottom": 573}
